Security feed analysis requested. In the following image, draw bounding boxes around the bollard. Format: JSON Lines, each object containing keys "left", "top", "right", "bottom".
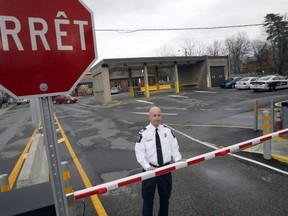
{"left": 61, "top": 161, "right": 75, "bottom": 216}
{"left": 262, "top": 110, "right": 271, "bottom": 160}
{"left": 281, "top": 102, "right": 288, "bottom": 139}
{"left": 274, "top": 110, "right": 282, "bottom": 131}
{"left": 61, "top": 161, "right": 72, "bottom": 194}
{"left": 0, "top": 174, "right": 10, "bottom": 192}
{"left": 254, "top": 101, "right": 258, "bottom": 131}
{"left": 270, "top": 100, "right": 274, "bottom": 132}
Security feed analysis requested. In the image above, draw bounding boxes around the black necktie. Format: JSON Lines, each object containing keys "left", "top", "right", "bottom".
{"left": 155, "top": 128, "right": 163, "bottom": 165}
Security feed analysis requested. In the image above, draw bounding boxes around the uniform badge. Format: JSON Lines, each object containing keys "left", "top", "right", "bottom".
{"left": 136, "top": 134, "right": 142, "bottom": 143}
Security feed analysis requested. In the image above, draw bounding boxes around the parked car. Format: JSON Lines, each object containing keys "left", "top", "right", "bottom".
{"left": 235, "top": 77, "right": 258, "bottom": 90}
{"left": 219, "top": 77, "right": 242, "bottom": 88}
{"left": 52, "top": 95, "right": 78, "bottom": 104}
{"left": 111, "top": 87, "right": 120, "bottom": 94}
{"left": 8, "top": 97, "right": 16, "bottom": 104}
{"left": 16, "top": 98, "right": 29, "bottom": 105}
{"left": 250, "top": 75, "right": 288, "bottom": 92}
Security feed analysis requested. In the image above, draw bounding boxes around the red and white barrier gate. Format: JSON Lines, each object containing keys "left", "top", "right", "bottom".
{"left": 69, "top": 128, "right": 288, "bottom": 200}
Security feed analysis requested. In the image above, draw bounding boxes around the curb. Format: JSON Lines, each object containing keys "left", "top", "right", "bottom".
{"left": 243, "top": 148, "right": 288, "bottom": 164}
{"left": 0, "top": 104, "right": 15, "bottom": 116}
{"left": 243, "top": 138, "right": 288, "bottom": 164}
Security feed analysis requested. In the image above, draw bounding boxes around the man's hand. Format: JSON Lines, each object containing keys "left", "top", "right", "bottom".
{"left": 147, "top": 166, "right": 156, "bottom": 171}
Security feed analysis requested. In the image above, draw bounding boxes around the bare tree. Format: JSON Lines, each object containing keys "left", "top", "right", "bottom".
{"left": 179, "top": 39, "right": 195, "bottom": 56}
{"left": 155, "top": 45, "right": 176, "bottom": 57}
{"left": 225, "top": 32, "right": 251, "bottom": 74}
{"left": 250, "top": 39, "right": 270, "bottom": 68}
{"left": 193, "top": 43, "right": 207, "bottom": 56}
{"left": 180, "top": 39, "right": 206, "bottom": 56}
{"left": 206, "top": 40, "right": 226, "bottom": 56}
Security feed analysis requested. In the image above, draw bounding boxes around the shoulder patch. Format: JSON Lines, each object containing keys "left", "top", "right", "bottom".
{"left": 162, "top": 124, "right": 175, "bottom": 137}
{"left": 136, "top": 134, "right": 143, "bottom": 143}
{"left": 136, "top": 127, "right": 146, "bottom": 143}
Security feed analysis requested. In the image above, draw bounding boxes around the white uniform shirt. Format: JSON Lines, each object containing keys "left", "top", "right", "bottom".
{"left": 135, "top": 123, "right": 182, "bottom": 170}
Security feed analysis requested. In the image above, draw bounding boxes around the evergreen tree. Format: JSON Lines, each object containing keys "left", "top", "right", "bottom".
{"left": 264, "top": 13, "right": 288, "bottom": 75}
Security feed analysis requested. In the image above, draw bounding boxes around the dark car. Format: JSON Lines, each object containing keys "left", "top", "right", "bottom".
{"left": 52, "top": 95, "right": 78, "bottom": 104}
{"left": 219, "top": 77, "right": 241, "bottom": 88}
{"left": 0, "top": 97, "right": 8, "bottom": 108}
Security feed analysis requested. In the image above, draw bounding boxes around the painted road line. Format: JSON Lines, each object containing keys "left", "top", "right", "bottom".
{"left": 8, "top": 128, "right": 38, "bottom": 189}
{"left": 131, "top": 112, "right": 178, "bottom": 116}
{"left": 168, "top": 125, "right": 218, "bottom": 150}
{"left": 194, "top": 91, "right": 216, "bottom": 94}
{"left": 168, "top": 123, "right": 253, "bottom": 129}
{"left": 243, "top": 148, "right": 288, "bottom": 164}
{"left": 136, "top": 100, "right": 154, "bottom": 104}
{"left": 225, "top": 108, "right": 243, "bottom": 111}
{"left": 230, "top": 153, "right": 288, "bottom": 175}
{"left": 168, "top": 125, "right": 288, "bottom": 175}
{"left": 54, "top": 114, "right": 107, "bottom": 216}
{"left": 169, "top": 95, "right": 189, "bottom": 98}
{"left": 57, "top": 137, "right": 65, "bottom": 144}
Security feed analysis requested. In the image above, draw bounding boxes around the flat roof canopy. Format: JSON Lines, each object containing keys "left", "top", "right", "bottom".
{"left": 92, "top": 56, "right": 212, "bottom": 71}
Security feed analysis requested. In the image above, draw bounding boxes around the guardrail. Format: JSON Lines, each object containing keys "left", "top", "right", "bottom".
{"left": 68, "top": 128, "right": 288, "bottom": 200}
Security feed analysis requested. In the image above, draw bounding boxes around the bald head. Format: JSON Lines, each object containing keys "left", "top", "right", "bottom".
{"left": 149, "top": 106, "right": 162, "bottom": 127}
{"left": 149, "top": 106, "right": 161, "bottom": 115}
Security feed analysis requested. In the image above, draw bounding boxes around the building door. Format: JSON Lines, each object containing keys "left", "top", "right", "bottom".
{"left": 210, "top": 66, "right": 225, "bottom": 87}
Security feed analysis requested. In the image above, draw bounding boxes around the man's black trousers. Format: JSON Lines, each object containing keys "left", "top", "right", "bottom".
{"left": 141, "top": 172, "right": 172, "bottom": 216}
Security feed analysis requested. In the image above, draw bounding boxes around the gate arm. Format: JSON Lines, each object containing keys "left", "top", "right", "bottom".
{"left": 69, "top": 128, "right": 288, "bottom": 200}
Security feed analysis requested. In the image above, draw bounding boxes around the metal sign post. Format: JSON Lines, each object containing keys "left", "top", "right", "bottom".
{"left": 39, "top": 96, "right": 69, "bottom": 216}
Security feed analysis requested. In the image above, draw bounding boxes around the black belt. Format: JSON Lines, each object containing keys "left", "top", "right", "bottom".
{"left": 149, "top": 162, "right": 170, "bottom": 168}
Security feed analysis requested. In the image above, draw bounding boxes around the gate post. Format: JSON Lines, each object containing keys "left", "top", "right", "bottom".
{"left": 270, "top": 100, "right": 274, "bottom": 132}
{"left": 262, "top": 110, "right": 271, "bottom": 160}
{"left": 254, "top": 101, "right": 258, "bottom": 131}
{"left": 61, "top": 161, "right": 75, "bottom": 216}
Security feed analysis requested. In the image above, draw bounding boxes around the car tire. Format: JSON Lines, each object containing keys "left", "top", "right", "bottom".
{"left": 53, "top": 100, "right": 57, "bottom": 104}
{"left": 269, "top": 85, "right": 276, "bottom": 91}
{"left": 67, "top": 100, "right": 71, "bottom": 104}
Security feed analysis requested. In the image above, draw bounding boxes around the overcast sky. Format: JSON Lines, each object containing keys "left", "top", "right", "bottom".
{"left": 82, "top": 0, "right": 287, "bottom": 62}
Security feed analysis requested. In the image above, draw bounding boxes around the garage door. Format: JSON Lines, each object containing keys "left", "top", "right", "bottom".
{"left": 210, "top": 66, "right": 225, "bottom": 87}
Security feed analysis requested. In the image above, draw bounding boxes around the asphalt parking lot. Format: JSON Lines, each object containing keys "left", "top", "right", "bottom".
{"left": 1, "top": 88, "right": 288, "bottom": 215}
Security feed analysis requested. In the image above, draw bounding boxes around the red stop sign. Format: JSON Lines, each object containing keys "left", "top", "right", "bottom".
{"left": 0, "top": 0, "right": 97, "bottom": 97}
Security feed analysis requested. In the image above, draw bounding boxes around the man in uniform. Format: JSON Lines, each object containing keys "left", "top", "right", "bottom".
{"left": 135, "top": 106, "right": 183, "bottom": 216}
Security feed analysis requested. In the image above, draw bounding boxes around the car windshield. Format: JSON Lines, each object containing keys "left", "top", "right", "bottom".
{"left": 240, "top": 78, "right": 249, "bottom": 81}
{"left": 258, "top": 76, "right": 273, "bottom": 81}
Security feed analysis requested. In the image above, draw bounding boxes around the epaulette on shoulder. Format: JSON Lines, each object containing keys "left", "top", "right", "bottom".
{"left": 163, "top": 124, "right": 170, "bottom": 130}
{"left": 139, "top": 127, "right": 147, "bottom": 134}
